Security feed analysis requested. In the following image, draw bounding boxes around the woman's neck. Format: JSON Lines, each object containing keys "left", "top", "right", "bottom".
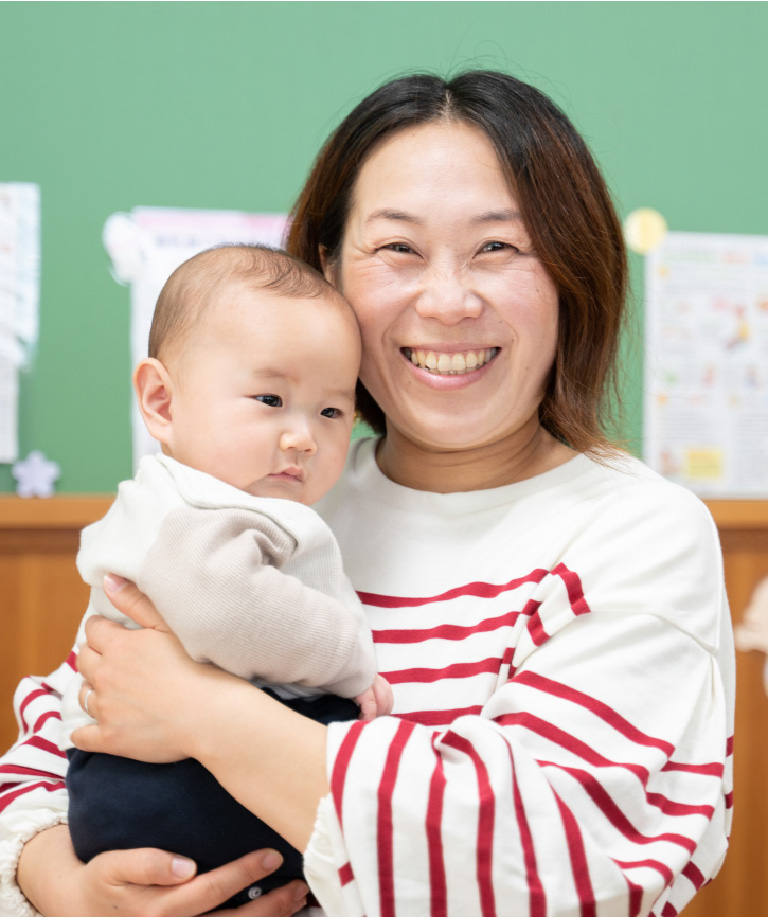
{"left": 375, "top": 422, "right": 575, "bottom": 493}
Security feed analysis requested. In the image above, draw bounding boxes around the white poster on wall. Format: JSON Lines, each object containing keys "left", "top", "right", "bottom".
{"left": 644, "top": 231, "right": 768, "bottom": 497}
{"left": 0, "top": 182, "right": 40, "bottom": 463}
{"left": 103, "top": 207, "right": 288, "bottom": 471}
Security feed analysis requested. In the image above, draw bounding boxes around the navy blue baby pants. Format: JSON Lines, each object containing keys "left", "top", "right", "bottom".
{"left": 67, "top": 691, "right": 359, "bottom": 909}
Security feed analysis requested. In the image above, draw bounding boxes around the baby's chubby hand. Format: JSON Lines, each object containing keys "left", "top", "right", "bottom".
{"left": 355, "top": 674, "right": 394, "bottom": 721}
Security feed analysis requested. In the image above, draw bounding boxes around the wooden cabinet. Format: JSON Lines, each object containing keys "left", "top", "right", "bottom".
{"left": 1, "top": 496, "right": 767, "bottom": 915}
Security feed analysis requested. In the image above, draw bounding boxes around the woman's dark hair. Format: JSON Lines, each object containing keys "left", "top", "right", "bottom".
{"left": 286, "top": 71, "right": 628, "bottom": 457}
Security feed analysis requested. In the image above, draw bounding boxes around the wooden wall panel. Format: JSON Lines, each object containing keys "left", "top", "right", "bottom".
{"left": 0, "top": 498, "right": 112, "bottom": 750}
{"left": 1, "top": 496, "right": 767, "bottom": 915}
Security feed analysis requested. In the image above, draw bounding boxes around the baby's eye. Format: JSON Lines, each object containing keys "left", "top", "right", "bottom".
{"left": 321, "top": 407, "right": 342, "bottom": 419}
{"left": 254, "top": 394, "right": 283, "bottom": 408}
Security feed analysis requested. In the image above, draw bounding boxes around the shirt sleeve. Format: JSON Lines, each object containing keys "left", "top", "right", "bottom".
{"left": 139, "top": 506, "right": 377, "bottom": 697}
{"left": 303, "top": 491, "right": 734, "bottom": 916}
{"left": 305, "top": 611, "right": 731, "bottom": 917}
{"left": 0, "top": 657, "right": 75, "bottom": 917}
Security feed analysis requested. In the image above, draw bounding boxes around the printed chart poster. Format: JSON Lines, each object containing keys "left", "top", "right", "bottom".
{"left": 0, "top": 183, "right": 40, "bottom": 463}
{"left": 644, "top": 231, "right": 768, "bottom": 497}
{"left": 103, "top": 207, "right": 288, "bottom": 470}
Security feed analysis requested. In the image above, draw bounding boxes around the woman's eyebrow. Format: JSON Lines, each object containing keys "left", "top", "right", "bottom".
{"left": 471, "top": 209, "right": 524, "bottom": 225}
{"left": 365, "top": 208, "right": 523, "bottom": 226}
{"left": 366, "top": 209, "right": 425, "bottom": 226}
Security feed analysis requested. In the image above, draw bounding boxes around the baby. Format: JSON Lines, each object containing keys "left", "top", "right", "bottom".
{"left": 61, "top": 244, "right": 392, "bottom": 905}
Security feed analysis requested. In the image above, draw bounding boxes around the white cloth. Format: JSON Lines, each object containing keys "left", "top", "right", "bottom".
{"left": 61, "top": 453, "right": 377, "bottom": 747}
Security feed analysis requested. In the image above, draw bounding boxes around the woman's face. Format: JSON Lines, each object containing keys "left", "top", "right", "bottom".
{"left": 331, "top": 121, "right": 559, "bottom": 458}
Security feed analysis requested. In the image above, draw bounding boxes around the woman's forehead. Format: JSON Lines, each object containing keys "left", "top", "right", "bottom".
{"left": 348, "top": 122, "right": 518, "bottom": 225}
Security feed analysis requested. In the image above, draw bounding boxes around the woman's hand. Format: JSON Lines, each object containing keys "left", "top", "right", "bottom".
{"left": 72, "top": 574, "right": 238, "bottom": 762}
{"left": 74, "top": 574, "right": 329, "bottom": 854}
{"left": 18, "top": 825, "right": 309, "bottom": 916}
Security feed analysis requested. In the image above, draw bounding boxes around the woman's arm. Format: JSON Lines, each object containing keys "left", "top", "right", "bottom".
{"left": 0, "top": 646, "right": 308, "bottom": 916}
{"left": 73, "top": 576, "right": 328, "bottom": 854}
{"left": 17, "top": 824, "right": 308, "bottom": 917}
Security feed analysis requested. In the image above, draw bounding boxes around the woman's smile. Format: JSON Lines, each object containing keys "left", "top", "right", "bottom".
{"left": 402, "top": 346, "right": 499, "bottom": 375}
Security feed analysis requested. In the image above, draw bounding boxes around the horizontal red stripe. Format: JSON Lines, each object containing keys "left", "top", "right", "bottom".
{"left": 726, "top": 734, "right": 734, "bottom": 756}
{"left": 514, "top": 671, "right": 675, "bottom": 756}
{"left": 33, "top": 710, "right": 61, "bottom": 732}
{"left": 725, "top": 790, "right": 734, "bottom": 809}
{"left": 0, "top": 780, "right": 65, "bottom": 814}
{"left": 612, "top": 857, "right": 674, "bottom": 886}
{"left": 18, "top": 687, "right": 51, "bottom": 732}
{"left": 338, "top": 862, "right": 354, "bottom": 887}
{"left": 373, "top": 610, "right": 525, "bottom": 645}
{"left": 661, "top": 760, "right": 723, "bottom": 778}
{"left": 66, "top": 649, "right": 78, "bottom": 670}
{"left": 358, "top": 569, "right": 548, "bottom": 608}
{"left": 383, "top": 657, "right": 502, "bottom": 686}
{"left": 0, "top": 764, "right": 65, "bottom": 781}
{"left": 397, "top": 705, "right": 484, "bottom": 726}
{"left": 22, "top": 735, "right": 66, "bottom": 759}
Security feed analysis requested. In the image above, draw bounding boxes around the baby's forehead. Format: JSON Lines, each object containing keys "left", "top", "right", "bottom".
{"left": 208, "top": 280, "right": 359, "bottom": 336}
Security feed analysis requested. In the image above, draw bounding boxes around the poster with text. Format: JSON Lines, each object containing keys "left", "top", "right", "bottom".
{"left": 644, "top": 231, "right": 768, "bottom": 497}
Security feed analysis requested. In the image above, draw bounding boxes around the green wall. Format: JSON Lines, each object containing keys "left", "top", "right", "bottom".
{"left": 1, "top": 1, "right": 766, "bottom": 492}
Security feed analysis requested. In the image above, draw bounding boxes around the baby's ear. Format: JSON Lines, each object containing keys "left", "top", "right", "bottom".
{"left": 133, "top": 358, "right": 174, "bottom": 447}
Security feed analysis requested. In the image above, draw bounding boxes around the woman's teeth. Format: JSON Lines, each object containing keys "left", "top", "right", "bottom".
{"left": 404, "top": 347, "right": 498, "bottom": 375}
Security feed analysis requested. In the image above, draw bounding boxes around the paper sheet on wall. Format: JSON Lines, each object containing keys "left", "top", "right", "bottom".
{"left": 0, "top": 183, "right": 40, "bottom": 463}
{"left": 644, "top": 231, "right": 768, "bottom": 497}
{"left": 103, "top": 207, "right": 288, "bottom": 470}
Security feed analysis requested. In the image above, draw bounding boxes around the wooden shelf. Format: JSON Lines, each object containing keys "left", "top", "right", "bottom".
{"left": 0, "top": 495, "right": 114, "bottom": 528}
{"left": 0, "top": 495, "right": 765, "bottom": 530}
{"left": 705, "top": 500, "right": 768, "bottom": 529}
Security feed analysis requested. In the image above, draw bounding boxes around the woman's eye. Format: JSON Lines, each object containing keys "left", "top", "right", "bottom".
{"left": 321, "top": 407, "right": 342, "bottom": 419}
{"left": 383, "top": 243, "right": 415, "bottom": 255}
{"left": 254, "top": 394, "right": 282, "bottom": 408}
{"left": 481, "top": 241, "right": 518, "bottom": 254}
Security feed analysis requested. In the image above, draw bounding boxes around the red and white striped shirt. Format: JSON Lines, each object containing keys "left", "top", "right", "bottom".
{"left": 303, "top": 440, "right": 734, "bottom": 916}
{"left": 0, "top": 440, "right": 734, "bottom": 916}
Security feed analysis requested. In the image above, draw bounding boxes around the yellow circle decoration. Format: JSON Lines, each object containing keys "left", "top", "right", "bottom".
{"left": 623, "top": 208, "right": 668, "bottom": 254}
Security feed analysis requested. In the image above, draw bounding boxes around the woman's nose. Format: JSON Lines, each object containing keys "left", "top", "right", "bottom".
{"left": 279, "top": 420, "right": 317, "bottom": 454}
{"left": 414, "top": 268, "right": 483, "bottom": 324}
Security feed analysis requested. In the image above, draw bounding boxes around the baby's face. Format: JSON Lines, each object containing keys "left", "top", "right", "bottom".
{"left": 165, "top": 285, "right": 361, "bottom": 504}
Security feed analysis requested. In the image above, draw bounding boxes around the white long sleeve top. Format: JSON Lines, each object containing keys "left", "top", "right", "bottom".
{"left": 60, "top": 453, "right": 377, "bottom": 746}
{"left": 0, "top": 440, "right": 734, "bottom": 917}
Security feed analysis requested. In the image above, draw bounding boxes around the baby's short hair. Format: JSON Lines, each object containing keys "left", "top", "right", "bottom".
{"left": 148, "top": 244, "right": 344, "bottom": 361}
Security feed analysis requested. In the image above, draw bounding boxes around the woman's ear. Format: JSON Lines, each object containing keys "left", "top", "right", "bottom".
{"left": 319, "top": 246, "right": 337, "bottom": 286}
{"left": 133, "top": 358, "right": 174, "bottom": 449}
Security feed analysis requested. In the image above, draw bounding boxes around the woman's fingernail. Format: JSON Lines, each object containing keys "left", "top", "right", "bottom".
{"left": 294, "top": 882, "right": 310, "bottom": 898}
{"left": 262, "top": 849, "right": 284, "bottom": 871}
{"left": 172, "top": 856, "right": 196, "bottom": 878}
{"left": 103, "top": 573, "right": 127, "bottom": 593}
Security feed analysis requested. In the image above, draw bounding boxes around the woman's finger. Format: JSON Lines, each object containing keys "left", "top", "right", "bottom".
{"left": 212, "top": 879, "right": 310, "bottom": 917}
{"left": 103, "top": 574, "right": 169, "bottom": 630}
{"left": 79, "top": 681, "right": 97, "bottom": 719}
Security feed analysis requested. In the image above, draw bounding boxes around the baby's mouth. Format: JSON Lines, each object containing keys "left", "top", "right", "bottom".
{"left": 402, "top": 347, "right": 499, "bottom": 376}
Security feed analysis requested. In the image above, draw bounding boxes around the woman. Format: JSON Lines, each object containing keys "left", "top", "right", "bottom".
{"left": 1, "top": 71, "right": 733, "bottom": 917}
